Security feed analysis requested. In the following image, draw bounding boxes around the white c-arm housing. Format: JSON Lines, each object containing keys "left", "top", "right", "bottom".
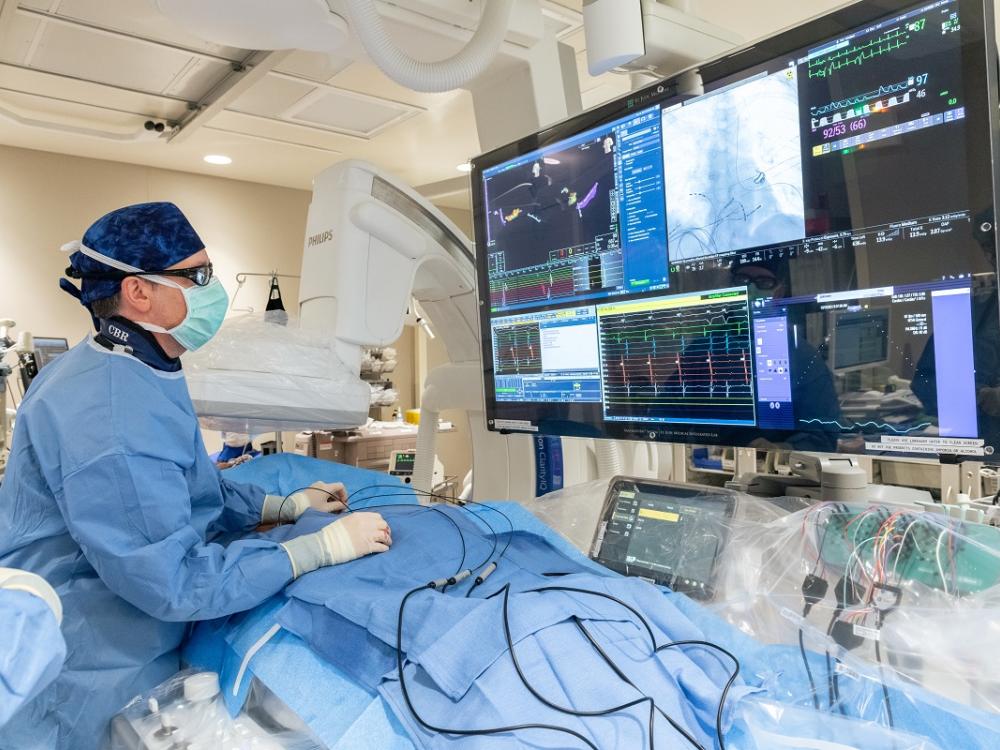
{"left": 299, "top": 160, "right": 535, "bottom": 502}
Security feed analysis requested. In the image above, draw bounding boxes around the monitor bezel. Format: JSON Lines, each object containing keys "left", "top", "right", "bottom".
{"left": 471, "top": 0, "right": 1000, "bottom": 458}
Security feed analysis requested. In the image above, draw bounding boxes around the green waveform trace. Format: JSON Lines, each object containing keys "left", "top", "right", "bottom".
{"left": 808, "top": 23, "right": 922, "bottom": 80}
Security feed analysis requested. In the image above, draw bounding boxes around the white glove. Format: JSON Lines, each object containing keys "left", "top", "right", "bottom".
{"left": 280, "top": 512, "right": 392, "bottom": 578}
{"left": 261, "top": 482, "right": 348, "bottom": 524}
{"left": 0, "top": 568, "right": 63, "bottom": 625}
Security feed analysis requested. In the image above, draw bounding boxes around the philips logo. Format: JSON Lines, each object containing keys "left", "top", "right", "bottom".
{"left": 307, "top": 230, "right": 333, "bottom": 247}
{"left": 107, "top": 324, "right": 128, "bottom": 342}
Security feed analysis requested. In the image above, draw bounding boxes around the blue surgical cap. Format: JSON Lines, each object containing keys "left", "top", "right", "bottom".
{"left": 60, "top": 202, "right": 204, "bottom": 306}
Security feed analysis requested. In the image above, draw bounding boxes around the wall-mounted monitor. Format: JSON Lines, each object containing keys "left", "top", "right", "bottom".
{"left": 473, "top": 0, "right": 1000, "bottom": 459}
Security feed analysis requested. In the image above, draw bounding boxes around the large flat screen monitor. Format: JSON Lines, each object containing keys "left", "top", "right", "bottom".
{"left": 473, "top": 0, "right": 1000, "bottom": 459}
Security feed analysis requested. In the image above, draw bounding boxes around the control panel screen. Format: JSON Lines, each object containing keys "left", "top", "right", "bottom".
{"left": 593, "top": 481, "right": 736, "bottom": 599}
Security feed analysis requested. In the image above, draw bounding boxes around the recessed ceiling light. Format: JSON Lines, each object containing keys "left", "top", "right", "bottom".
{"left": 204, "top": 154, "right": 232, "bottom": 165}
{"left": 456, "top": 162, "right": 472, "bottom": 173}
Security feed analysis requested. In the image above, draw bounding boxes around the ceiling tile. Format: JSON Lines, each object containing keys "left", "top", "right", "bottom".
{"left": 28, "top": 22, "right": 200, "bottom": 95}
{"left": 275, "top": 50, "right": 351, "bottom": 83}
{"left": 0, "top": 60, "right": 190, "bottom": 120}
{"left": 289, "top": 90, "right": 417, "bottom": 137}
{"left": 0, "top": 13, "right": 42, "bottom": 65}
{"left": 24, "top": 0, "right": 249, "bottom": 60}
{"left": 230, "top": 76, "right": 315, "bottom": 119}
{"left": 161, "top": 57, "right": 232, "bottom": 100}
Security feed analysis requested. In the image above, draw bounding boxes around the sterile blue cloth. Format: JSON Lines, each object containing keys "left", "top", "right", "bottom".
{"left": 215, "top": 443, "right": 261, "bottom": 462}
{"left": 183, "top": 455, "right": 1000, "bottom": 750}
{"left": 271, "top": 503, "right": 754, "bottom": 748}
{"left": 184, "top": 455, "right": 414, "bottom": 714}
{"left": 275, "top": 505, "right": 607, "bottom": 692}
{"left": 382, "top": 573, "right": 756, "bottom": 750}
{"left": 0, "top": 341, "right": 297, "bottom": 750}
{"left": 0, "top": 588, "right": 66, "bottom": 729}
{"left": 64, "top": 202, "right": 204, "bottom": 305}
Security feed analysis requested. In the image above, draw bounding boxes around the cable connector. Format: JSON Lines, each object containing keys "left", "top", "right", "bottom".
{"left": 428, "top": 577, "right": 449, "bottom": 589}
{"left": 834, "top": 575, "right": 859, "bottom": 610}
{"left": 450, "top": 569, "right": 472, "bottom": 585}
{"left": 872, "top": 583, "right": 902, "bottom": 615}
{"left": 831, "top": 618, "right": 864, "bottom": 651}
{"left": 475, "top": 562, "right": 498, "bottom": 585}
{"left": 801, "top": 574, "right": 829, "bottom": 615}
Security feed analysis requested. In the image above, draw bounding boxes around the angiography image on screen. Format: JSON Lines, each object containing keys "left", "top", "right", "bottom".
{"left": 485, "top": 134, "right": 619, "bottom": 310}
{"left": 483, "top": 107, "right": 670, "bottom": 313}
{"left": 661, "top": 68, "right": 806, "bottom": 261}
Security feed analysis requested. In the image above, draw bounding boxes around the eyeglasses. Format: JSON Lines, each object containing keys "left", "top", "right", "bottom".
{"left": 66, "top": 263, "right": 214, "bottom": 287}
{"left": 732, "top": 272, "right": 778, "bottom": 291}
{"left": 141, "top": 264, "right": 215, "bottom": 286}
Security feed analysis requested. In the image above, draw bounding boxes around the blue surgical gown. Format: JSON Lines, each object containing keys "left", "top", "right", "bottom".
{"left": 0, "top": 338, "right": 295, "bottom": 749}
{"left": 0, "top": 588, "right": 66, "bottom": 729}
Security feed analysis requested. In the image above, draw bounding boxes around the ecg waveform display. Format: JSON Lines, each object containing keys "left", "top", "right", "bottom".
{"left": 493, "top": 323, "right": 542, "bottom": 376}
{"left": 807, "top": 18, "right": 924, "bottom": 80}
{"left": 811, "top": 78, "right": 914, "bottom": 117}
{"left": 810, "top": 74, "right": 929, "bottom": 134}
{"left": 803, "top": 0, "right": 964, "bottom": 162}
{"left": 598, "top": 289, "right": 756, "bottom": 426}
{"left": 488, "top": 245, "right": 624, "bottom": 309}
{"left": 489, "top": 264, "right": 576, "bottom": 309}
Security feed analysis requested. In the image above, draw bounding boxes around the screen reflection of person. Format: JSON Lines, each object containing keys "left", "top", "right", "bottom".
{"left": 731, "top": 257, "right": 842, "bottom": 451}
{"left": 912, "top": 209, "right": 1000, "bottom": 448}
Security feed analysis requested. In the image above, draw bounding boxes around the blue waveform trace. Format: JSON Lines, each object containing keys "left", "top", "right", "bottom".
{"left": 810, "top": 77, "right": 918, "bottom": 117}
{"left": 799, "top": 418, "right": 933, "bottom": 434}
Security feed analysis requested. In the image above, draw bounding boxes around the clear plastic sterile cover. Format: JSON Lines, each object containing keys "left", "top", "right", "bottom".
{"left": 713, "top": 499, "right": 1000, "bottom": 715}
{"left": 111, "top": 669, "right": 325, "bottom": 750}
{"left": 525, "top": 482, "right": 1000, "bottom": 746}
{"left": 184, "top": 313, "right": 371, "bottom": 433}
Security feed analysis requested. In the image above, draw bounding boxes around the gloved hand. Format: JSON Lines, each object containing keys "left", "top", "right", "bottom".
{"left": 261, "top": 481, "right": 349, "bottom": 524}
{"left": 0, "top": 568, "right": 63, "bottom": 625}
{"left": 280, "top": 512, "right": 392, "bottom": 578}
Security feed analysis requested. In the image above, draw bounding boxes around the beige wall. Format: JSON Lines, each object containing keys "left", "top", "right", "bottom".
{"left": 0, "top": 144, "right": 311, "bottom": 347}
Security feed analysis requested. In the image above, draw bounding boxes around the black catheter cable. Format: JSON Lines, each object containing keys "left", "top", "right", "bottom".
{"left": 653, "top": 639, "right": 740, "bottom": 750}
{"left": 292, "top": 485, "right": 738, "bottom": 748}
{"left": 395, "top": 584, "right": 602, "bottom": 750}
{"left": 500, "top": 584, "right": 676, "bottom": 750}
{"left": 512, "top": 585, "right": 739, "bottom": 750}
{"left": 345, "top": 484, "right": 516, "bottom": 573}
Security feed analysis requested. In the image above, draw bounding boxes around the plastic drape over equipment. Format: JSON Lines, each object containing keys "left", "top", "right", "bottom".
{"left": 185, "top": 314, "right": 370, "bottom": 433}
{"left": 525, "top": 486, "right": 1000, "bottom": 747}
{"left": 110, "top": 670, "right": 325, "bottom": 750}
{"left": 712, "top": 500, "right": 1000, "bottom": 716}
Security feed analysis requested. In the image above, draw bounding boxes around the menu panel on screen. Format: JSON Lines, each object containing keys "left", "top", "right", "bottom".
{"left": 473, "top": 0, "right": 1000, "bottom": 459}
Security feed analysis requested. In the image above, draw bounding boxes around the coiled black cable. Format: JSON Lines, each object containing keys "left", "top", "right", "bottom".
{"left": 291, "top": 485, "right": 739, "bottom": 748}
{"left": 395, "top": 584, "right": 602, "bottom": 750}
